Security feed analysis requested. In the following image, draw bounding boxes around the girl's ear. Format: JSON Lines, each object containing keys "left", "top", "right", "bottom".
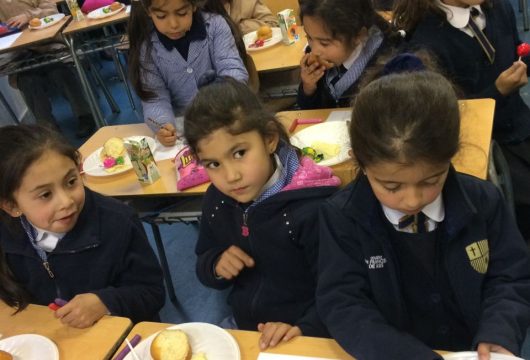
{"left": 265, "top": 132, "right": 280, "bottom": 154}
{"left": 1, "top": 201, "right": 21, "bottom": 218}
{"left": 351, "top": 26, "right": 368, "bottom": 48}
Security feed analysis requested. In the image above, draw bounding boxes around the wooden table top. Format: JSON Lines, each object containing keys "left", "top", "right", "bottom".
{"left": 113, "top": 321, "right": 356, "bottom": 360}
{"left": 62, "top": 7, "right": 128, "bottom": 35}
{"left": 0, "top": 15, "right": 71, "bottom": 55}
{"left": 79, "top": 99, "right": 494, "bottom": 197}
{"left": 0, "top": 302, "right": 132, "bottom": 360}
{"left": 249, "top": 26, "right": 306, "bottom": 73}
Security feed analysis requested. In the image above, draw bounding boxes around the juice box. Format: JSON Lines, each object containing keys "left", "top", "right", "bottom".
{"left": 124, "top": 138, "right": 160, "bottom": 184}
{"left": 277, "top": 9, "right": 298, "bottom": 45}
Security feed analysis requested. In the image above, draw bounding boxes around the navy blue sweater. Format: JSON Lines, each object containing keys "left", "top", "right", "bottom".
{"left": 196, "top": 184, "right": 337, "bottom": 336}
{"left": 317, "top": 168, "right": 530, "bottom": 359}
{"left": 407, "top": 0, "right": 530, "bottom": 144}
{"left": 0, "top": 188, "right": 165, "bottom": 323}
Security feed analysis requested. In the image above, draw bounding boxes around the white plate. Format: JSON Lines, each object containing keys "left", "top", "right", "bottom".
{"left": 0, "top": 334, "right": 59, "bottom": 360}
{"left": 124, "top": 322, "right": 241, "bottom": 360}
{"left": 443, "top": 352, "right": 524, "bottom": 360}
{"left": 82, "top": 136, "right": 156, "bottom": 177}
{"left": 290, "top": 120, "right": 351, "bottom": 166}
{"left": 87, "top": 3, "right": 125, "bottom": 19}
{"left": 28, "top": 13, "right": 65, "bottom": 30}
{"left": 244, "top": 27, "right": 282, "bottom": 52}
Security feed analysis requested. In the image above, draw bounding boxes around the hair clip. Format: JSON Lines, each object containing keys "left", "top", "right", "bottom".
{"left": 382, "top": 53, "right": 425, "bottom": 76}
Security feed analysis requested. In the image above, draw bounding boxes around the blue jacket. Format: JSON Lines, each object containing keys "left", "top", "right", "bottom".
{"left": 407, "top": 0, "right": 530, "bottom": 144}
{"left": 0, "top": 188, "right": 165, "bottom": 323}
{"left": 317, "top": 168, "right": 530, "bottom": 359}
{"left": 140, "top": 11, "right": 249, "bottom": 132}
{"left": 196, "top": 184, "right": 337, "bottom": 336}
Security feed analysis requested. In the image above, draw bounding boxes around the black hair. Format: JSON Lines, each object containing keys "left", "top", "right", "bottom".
{"left": 0, "top": 125, "right": 79, "bottom": 312}
{"left": 350, "top": 71, "right": 460, "bottom": 168}
{"left": 184, "top": 77, "right": 289, "bottom": 154}
{"left": 128, "top": 0, "right": 247, "bottom": 101}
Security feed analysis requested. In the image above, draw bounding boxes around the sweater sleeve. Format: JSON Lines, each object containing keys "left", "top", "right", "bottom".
{"left": 238, "top": 0, "right": 278, "bottom": 35}
{"left": 22, "top": 0, "right": 58, "bottom": 19}
{"left": 92, "top": 213, "right": 165, "bottom": 323}
{"left": 296, "top": 80, "right": 325, "bottom": 110}
{"left": 209, "top": 15, "right": 249, "bottom": 83}
{"left": 317, "top": 202, "right": 443, "bottom": 360}
{"left": 472, "top": 185, "right": 530, "bottom": 355}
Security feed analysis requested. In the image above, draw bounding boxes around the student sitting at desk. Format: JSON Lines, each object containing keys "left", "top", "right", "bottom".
{"left": 0, "top": 0, "right": 96, "bottom": 138}
{"left": 297, "top": 0, "right": 399, "bottom": 109}
{"left": 221, "top": 0, "right": 278, "bottom": 34}
{"left": 128, "top": 0, "right": 248, "bottom": 147}
{"left": 317, "top": 68, "right": 530, "bottom": 359}
{"left": 0, "top": 125, "right": 165, "bottom": 328}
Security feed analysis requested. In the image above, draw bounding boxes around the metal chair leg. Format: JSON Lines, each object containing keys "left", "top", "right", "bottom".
{"left": 87, "top": 60, "right": 120, "bottom": 114}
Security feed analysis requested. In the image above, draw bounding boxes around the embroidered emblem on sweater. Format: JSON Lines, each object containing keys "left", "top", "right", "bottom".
{"left": 465, "top": 239, "right": 489, "bottom": 274}
{"left": 365, "top": 255, "right": 387, "bottom": 269}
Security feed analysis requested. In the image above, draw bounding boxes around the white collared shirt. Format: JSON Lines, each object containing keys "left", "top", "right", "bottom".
{"left": 33, "top": 225, "right": 65, "bottom": 252}
{"left": 438, "top": 2, "right": 486, "bottom": 37}
{"left": 253, "top": 154, "right": 283, "bottom": 201}
{"left": 382, "top": 194, "right": 445, "bottom": 233}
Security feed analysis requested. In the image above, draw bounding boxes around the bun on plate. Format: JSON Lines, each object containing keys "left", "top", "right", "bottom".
{"left": 29, "top": 18, "right": 41, "bottom": 27}
{"left": 150, "top": 329, "right": 191, "bottom": 360}
{"left": 256, "top": 25, "right": 272, "bottom": 41}
{"left": 306, "top": 53, "right": 334, "bottom": 69}
{"left": 0, "top": 350, "right": 13, "bottom": 360}
{"left": 100, "top": 137, "right": 125, "bottom": 160}
{"left": 109, "top": 2, "right": 122, "bottom": 11}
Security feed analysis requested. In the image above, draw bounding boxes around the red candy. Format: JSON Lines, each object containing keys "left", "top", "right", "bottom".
{"left": 517, "top": 43, "right": 530, "bottom": 57}
{"left": 48, "top": 303, "right": 60, "bottom": 311}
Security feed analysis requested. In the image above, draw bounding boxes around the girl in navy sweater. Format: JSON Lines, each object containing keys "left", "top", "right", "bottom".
{"left": 317, "top": 70, "right": 530, "bottom": 360}
{"left": 394, "top": 0, "right": 530, "bottom": 241}
{"left": 0, "top": 125, "right": 165, "bottom": 327}
{"left": 184, "top": 78, "right": 340, "bottom": 350}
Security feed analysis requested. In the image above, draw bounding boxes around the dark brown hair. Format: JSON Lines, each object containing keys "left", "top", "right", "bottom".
{"left": 184, "top": 77, "right": 289, "bottom": 154}
{"left": 393, "top": 0, "right": 492, "bottom": 32}
{"left": 128, "top": 0, "right": 247, "bottom": 101}
{"left": 350, "top": 71, "right": 460, "bottom": 168}
{"left": 0, "top": 125, "right": 79, "bottom": 312}
{"left": 299, "top": 0, "right": 397, "bottom": 44}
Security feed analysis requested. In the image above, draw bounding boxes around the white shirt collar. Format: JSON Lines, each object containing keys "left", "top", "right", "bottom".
{"left": 32, "top": 224, "right": 65, "bottom": 252}
{"left": 382, "top": 193, "right": 445, "bottom": 227}
{"left": 438, "top": 2, "right": 483, "bottom": 29}
{"left": 253, "top": 154, "right": 283, "bottom": 201}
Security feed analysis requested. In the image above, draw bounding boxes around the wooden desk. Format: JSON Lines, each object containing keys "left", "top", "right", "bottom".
{"left": 0, "top": 15, "right": 71, "bottom": 54}
{"left": 0, "top": 302, "right": 132, "bottom": 360}
{"left": 249, "top": 26, "right": 306, "bottom": 72}
{"left": 114, "top": 321, "right": 355, "bottom": 360}
{"left": 62, "top": 9, "right": 128, "bottom": 35}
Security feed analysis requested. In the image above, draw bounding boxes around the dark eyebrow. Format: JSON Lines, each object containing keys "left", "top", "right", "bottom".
{"left": 374, "top": 169, "right": 448, "bottom": 184}
{"left": 199, "top": 142, "right": 248, "bottom": 163}
{"left": 29, "top": 167, "right": 78, "bottom": 193}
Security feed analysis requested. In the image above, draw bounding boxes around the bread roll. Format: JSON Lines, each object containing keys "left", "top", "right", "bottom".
{"left": 257, "top": 25, "right": 272, "bottom": 41}
{"left": 109, "top": 2, "right": 122, "bottom": 11}
{"left": 305, "top": 53, "right": 334, "bottom": 69}
{"left": 150, "top": 329, "right": 191, "bottom": 360}
{"left": 29, "top": 18, "right": 41, "bottom": 27}
{"left": 100, "top": 137, "right": 125, "bottom": 160}
{"left": 0, "top": 350, "right": 13, "bottom": 360}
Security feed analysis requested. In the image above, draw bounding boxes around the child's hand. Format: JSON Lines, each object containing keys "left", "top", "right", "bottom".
{"left": 214, "top": 245, "right": 255, "bottom": 279}
{"left": 257, "top": 322, "right": 301, "bottom": 350}
{"left": 7, "top": 14, "right": 29, "bottom": 28}
{"left": 477, "top": 342, "right": 513, "bottom": 360}
{"left": 54, "top": 293, "right": 109, "bottom": 328}
{"left": 156, "top": 123, "right": 177, "bottom": 147}
{"left": 495, "top": 61, "right": 528, "bottom": 96}
{"left": 300, "top": 53, "right": 326, "bottom": 96}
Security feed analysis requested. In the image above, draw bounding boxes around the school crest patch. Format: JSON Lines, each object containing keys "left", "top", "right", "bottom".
{"left": 465, "top": 239, "right": 489, "bottom": 274}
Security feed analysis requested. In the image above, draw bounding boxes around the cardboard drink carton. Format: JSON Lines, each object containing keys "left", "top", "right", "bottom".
{"left": 277, "top": 9, "right": 298, "bottom": 45}
{"left": 124, "top": 138, "right": 160, "bottom": 184}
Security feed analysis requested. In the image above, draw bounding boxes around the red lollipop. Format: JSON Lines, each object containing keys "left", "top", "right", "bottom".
{"left": 517, "top": 43, "right": 530, "bottom": 60}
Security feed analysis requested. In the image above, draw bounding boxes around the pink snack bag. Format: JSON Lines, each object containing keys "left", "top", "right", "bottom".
{"left": 174, "top": 146, "right": 210, "bottom": 190}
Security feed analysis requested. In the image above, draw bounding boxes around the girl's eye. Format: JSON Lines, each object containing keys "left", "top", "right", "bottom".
{"left": 205, "top": 161, "right": 219, "bottom": 169}
{"left": 320, "top": 41, "right": 330, "bottom": 47}
{"left": 39, "top": 191, "right": 52, "bottom": 200}
{"left": 177, "top": 10, "right": 189, "bottom": 16}
{"left": 156, "top": 14, "right": 166, "bottom": 19}
{"left": 234, "top": 150, "right": 246, "bottom": 159}
{"left": 384, "top": 185, "right": 401, "bottom": 193}
{"left": 67, "top": 177, "right": 78, "bottom": 187}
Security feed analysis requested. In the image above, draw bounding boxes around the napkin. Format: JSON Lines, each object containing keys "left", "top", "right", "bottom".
{"left": 153, "top": 139, "right": 186, "bottom": 162}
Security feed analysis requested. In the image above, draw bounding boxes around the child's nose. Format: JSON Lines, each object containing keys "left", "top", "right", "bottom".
{"left": 169, "top": 16, "right": 179, "bottom": 29}
{"left": 56, "top": 190, "right": 75, "bottom": 208}
{"left": 225, "top": 165, "right": 241, "bottom": 183}
{"left": 403, "top": 187, "right": 423, "bottom": 210}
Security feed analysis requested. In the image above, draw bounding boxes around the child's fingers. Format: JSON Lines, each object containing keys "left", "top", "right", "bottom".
{"left": 258, "top": 322, "right": 291, "bottom": 349}
{"left": 282, "top": 325, "right": 302, "bottom": 342}
{"left": 227, "top": 245, "right": 255, "bottom": 267}
{"left": 476, "top": 343, "right": 491, "bottom": 360}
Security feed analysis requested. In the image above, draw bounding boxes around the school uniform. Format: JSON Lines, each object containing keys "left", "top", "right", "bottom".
{"left": 140, "top": 11, "right": 249, "bottom": 133}
{"left": 0, "top": 188, "right": 165, "bottom": 324}
{"left": 297, "top": 26, "right": 389, "bottom": 109}
{"left": 196, "top": 144, "right": 339, "bottom": 336}
{"left": 317, "top": 168, "right": 530, "bottom": 360}
{"left": 407, "top": 0, "right": 530, "bottom": 238}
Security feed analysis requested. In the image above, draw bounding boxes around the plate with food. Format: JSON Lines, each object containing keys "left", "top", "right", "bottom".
{"left": 87, "top": 2, "right": 125, "bottom": 19}
{"left": 243, "top": 26, "right": 282, "bottom": 51}
{"left": 290, "top": 120, "right": 351, "bottom": 167}
{"left": 0, "top": 334, "right": 59, "bottom": 360}
{"left": 82, "top": 136, "right": 156, "bottom": 177}
{"left": 28, "top": 13, "right": 65, "bottom": 30}
{"left": 124, "top": 322, "right": 241, "bottom": 360}
{"left": 443, "top": 352, "right": 524, "bottom": 360}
